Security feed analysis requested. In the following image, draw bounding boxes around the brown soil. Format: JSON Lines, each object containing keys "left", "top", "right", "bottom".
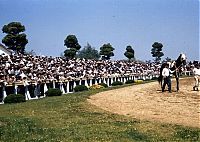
{"left": 88, "top": 77, "right": 200, "bottom": 128}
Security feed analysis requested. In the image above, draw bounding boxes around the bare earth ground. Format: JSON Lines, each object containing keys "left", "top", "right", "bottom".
{"left": 88, "top": 77, "right": 200, "bottom": 128}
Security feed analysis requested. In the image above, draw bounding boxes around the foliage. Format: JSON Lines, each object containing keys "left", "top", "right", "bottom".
{"left": 45, "top": 88, "right": 62, "bottom": 97}
{"left": 125, "top": 80, "right": 135, "bottom": 84}
{"left": 64, "top": 35, "right": 81, "bottom": 59}
{"left": 151, "top": 77, "right": 158, "bottom": 80}
{"left": 77, "top": 43, "right": 100, "bottom": 60}
{"left": 98, "top": 83, "right": 108, "bottom": 88}
{"left": 64, "top": 35, "right": 81, "bottom": 50}
{"left": 112, "top": 81, "right": 123, "bottom": 86}
{"left": 124, "top": 45, "right": 135, "bottom": 60}
{"left": 174, "top": 127, "right": 200, "bottom": 141}
{"left": 64, "top": 48, "right": 77, "bottom": 59}
{"left": 99, "top": 43, "right": 115, "bottom": 60}
{"left": 74, "top": 85, "right": 88, "bottom": 92}
{"left": 4, "top": 94, "right": 26, "bottom": 104}
{"left": 151, "top": 42, "right": 164, "bottom": 62}
{"left": 134, "top": 80, "right": 143, "bottom": 84}
{"left": 24, "top": 50, "right": 36, "bottom": 56}
{"left": 165, "top": 57, "right": 172, "bottom": 62}
{"left": 89, "top": 84, "right": 104, "bottom": 90}
{"left": 2, "top": 22, "right": 28, "bottom": 54}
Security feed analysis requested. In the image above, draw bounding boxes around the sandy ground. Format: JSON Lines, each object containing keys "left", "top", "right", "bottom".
{"left": 88, "top": 77, "right": 200, "bottom": 128}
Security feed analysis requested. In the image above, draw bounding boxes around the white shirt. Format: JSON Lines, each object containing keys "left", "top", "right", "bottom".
{"left": 162, "top": 68, "right": 169, "bottom": 77}
{"left": 162, "top": 67, "right": 174, "bottom": 77}
{"left": 193, "top": 68, "right": 200, "bottom": 76}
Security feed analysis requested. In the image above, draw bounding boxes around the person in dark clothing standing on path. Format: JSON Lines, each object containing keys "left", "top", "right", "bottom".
{"left": 162, "top": 64, "right": 176, "bottom": 93}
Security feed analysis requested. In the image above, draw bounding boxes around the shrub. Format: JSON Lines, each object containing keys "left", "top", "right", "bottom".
{"left": 74, "top": 85, "right": 88, "bottom": 92}
{"left": 112, "top": 81, "right": 123, "bottom": 86}
{"left": 125, "top": 80, "right": 134, "bottom": 84}
{"left": 45, "top": 88, "right": 62, "bottom": 97}
{"left": 4, "top": 94, "right": 26, "bottom": 104}
{"left": 134, "top": 80, "right": 143, "bottom": 84}
{"left": 151, "top": 77, "right": 158, "bottom": 80}
{"left": 98, "top": 83, "right": 108, "bottom": 88}
{"left": 89, "top": 84, "right": 104, "bottom": 90}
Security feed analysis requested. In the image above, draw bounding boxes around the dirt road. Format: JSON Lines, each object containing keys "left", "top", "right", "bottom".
{"left": 88, "top": 77, "right": 200, "bottom": 128}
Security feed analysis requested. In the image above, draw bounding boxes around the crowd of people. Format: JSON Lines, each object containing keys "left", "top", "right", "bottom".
{"left": 0, "top": 53, "right": 160, "bottom": 84}
{"left": 0, "top": 53, "right": 199, "bottom": 99}
{"left": 0, "top": 53, "right": 199, "bottom": 85}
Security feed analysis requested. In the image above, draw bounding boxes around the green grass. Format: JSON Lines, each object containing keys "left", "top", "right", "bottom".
{"left": 0, "top": 82, "right": 199, "bottom": 142}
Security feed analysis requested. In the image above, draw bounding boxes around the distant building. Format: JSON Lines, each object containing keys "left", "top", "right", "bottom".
{"left": 0, "top": 43, "right": 12, "bottom": 55}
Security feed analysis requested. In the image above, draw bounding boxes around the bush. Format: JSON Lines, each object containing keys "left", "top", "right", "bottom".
{"left": 151, "top": 77, "right": 158, "bottom": 80}
{"left": 134, "top": 80, "right": 143, "bottom": 84}
{"left": 112, "top": 81, "right": 123, "bottom": 86}
{"left": 4, "top": 94, "right": 26, "bottom": 104}
{"left": 89, "top": 84, "right": 104, "bottom": 90}
{"left": 98, "top": 83, "right": 108, "bottom": 88}
{"left": 125, "top": 80, "right": 134, "bottom": 84}
{"left": 74, "top": 85, "right": 88, "bottom": 92}
{"left": 45, "top": 88, "right": 62, "bottom": 97}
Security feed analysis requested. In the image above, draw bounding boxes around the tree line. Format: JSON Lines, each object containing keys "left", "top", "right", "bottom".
{"left": 1, "top": 22, "right": 165, "bottom": 62}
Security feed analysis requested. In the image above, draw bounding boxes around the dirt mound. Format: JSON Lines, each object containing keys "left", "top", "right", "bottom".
{"left": 88, "top": 77, "right": 200, "bottom": 128}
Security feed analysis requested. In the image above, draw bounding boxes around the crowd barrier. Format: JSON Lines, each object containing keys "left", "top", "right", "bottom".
{"left": 0, "top": 71, "right": 192, "bottom": 104}
{"left": 183, "top": 71, "right": 192, "bottom": 76}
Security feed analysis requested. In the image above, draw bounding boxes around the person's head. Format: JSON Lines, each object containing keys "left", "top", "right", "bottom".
{"left": 195, "top": 64, "right": 199, "bottom": 69}
{"left": 165, "top": 64, "right": 169, "bottom": 68}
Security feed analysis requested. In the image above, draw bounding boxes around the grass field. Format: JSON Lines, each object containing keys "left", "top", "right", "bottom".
{"left": 0, "top": 84, "right": 199, "bottom": 142}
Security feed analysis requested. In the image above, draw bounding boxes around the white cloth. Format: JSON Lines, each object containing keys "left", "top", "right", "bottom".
{"left": 162, "top": 68, "right": 170, "bottom": 77}
{"left": 162, "top": 68, "right": 174, "bottom": 77}
{"left": 193, "top": 68, "right": 200, "bottom": 76}
{"left": 193, "top": 67, "right": 200, "bottom": 88}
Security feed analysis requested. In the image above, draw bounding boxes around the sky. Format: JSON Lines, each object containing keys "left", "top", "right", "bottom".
{"left": 0, "top": 0, "right": 199, "bottom": 61}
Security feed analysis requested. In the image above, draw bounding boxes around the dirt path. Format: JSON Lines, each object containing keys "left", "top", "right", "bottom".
{"left": 88, "top": 77, "right": 200, "bottom": 128}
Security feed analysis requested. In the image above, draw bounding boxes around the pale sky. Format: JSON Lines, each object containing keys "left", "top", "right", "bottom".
{"left": 0, "top": 0, "right": 199, "bottom": 61}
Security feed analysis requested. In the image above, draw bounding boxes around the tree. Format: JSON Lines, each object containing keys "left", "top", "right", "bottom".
{"left": 124, "top": 45, "right": 135, "bottom": 60}
{"left": 77, "top": 43, "right": 100, "bottom": 60}
{"left": 2, "top": 22, "right": 28, "bottom": 54}
{"left": 99, "top": 43, "right": 115, "bottom": 60}
{"left": 24, "top": 50, "right": 36, "bottom": 56}
{"left": 151, "top": 42, "right": 164, "bottom": 62}
{"left": 64, "top": 35, "right": 81, "bottom": 59}
{"left": 165, "top": 57, "right": 172, "bottom": 62}
{"left": 64, "top": 48, "right": 77, "bottom": 59}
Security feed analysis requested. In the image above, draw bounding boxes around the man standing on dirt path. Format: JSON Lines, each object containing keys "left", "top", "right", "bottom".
{"left": 162, "top": 64, "right": 176, "bottom": 93}
{"left": 192, "top": 64, "right": 200, "bottom": 91}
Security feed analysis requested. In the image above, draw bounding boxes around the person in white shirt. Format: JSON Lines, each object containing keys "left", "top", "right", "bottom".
{"left": 162, "top": 64, "right": 176, "bottom": 93}
{"left": 192, "top": 65, "right": 200, "bottom": 91}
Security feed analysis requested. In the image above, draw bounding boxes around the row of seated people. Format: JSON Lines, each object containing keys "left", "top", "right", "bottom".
{"left": 0, "top": 53, "right": 161, "bottom": 84}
